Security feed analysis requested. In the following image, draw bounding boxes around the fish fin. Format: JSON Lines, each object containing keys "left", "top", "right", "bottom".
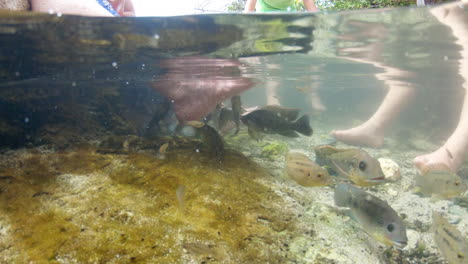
{"left": 334, "top": 183, "right": 352, "bottom": 207}
{"left": 331, "top": 160, "right": 351, "bottom": 178}
{"left": 292, "top": 115, "right": 313, "bottom": 136}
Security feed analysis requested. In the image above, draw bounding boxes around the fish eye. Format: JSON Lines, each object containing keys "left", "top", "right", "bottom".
{"left": 455, "top": 181, "right": 460, "bottom": 186}
{"left": 387, "top": 223, "right": 394, "bottom": 232}
{"left": 317, "top": 174, "right": 322, "bottom": 178}
{"left": 358, "top": 161, "right": 367, "bottom": 171}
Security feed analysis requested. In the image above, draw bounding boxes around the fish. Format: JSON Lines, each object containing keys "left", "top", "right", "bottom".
{"left": 260, "top": 105, "right": 300, "bottom": 122}
{"left": 231, "top": 95, "right": 242, "bottom": 135}
{"left": 285, "top": 152, "right": 332, "bottom": 187}
{"left": 240, "top": 108, "right": 312, "bottom": 140}
{"left": 159, "top": 143, "right": 169, "bottom": 154}
{"left": 334, "top": 183, "right": 408, "bottom": 248}
{"left": 315, "top": 145, "right": 386, "bottom": 186}
{"left": 431, "top": 212, "right": 468, "bottom": 264}
{"left": 414, "top": 166, "right": 467, "bottom": 199}
{"left": 186, "top": 121, "right": 225, "bottom": 158}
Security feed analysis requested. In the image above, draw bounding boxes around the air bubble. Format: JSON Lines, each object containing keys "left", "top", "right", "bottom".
{"left": 195, "top": 149, "right": 200, "bottom": 153}
{"left": 444, "top": 56, "right": 448, "bottom": 61}
{"left": 71, "top": 82, "right": 76, "bottom": 87}
{"left": 24, "top": 117, "right": 29, "bottom": 123}
{"left": 154, "top": 34, "right": 160, "bottom": 40}
{"left": 112, "top": 62, "right": 118, "bottom": 68}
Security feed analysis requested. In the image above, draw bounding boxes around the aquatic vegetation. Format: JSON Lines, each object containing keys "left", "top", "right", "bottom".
{"left": 0, "top": 146, "right": 300, "bottom": 263}
{"left": 261, "top": 141, "right": 288, "bottom": 160}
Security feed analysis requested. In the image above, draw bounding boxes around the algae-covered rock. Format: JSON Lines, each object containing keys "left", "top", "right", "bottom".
{"left": 0, "top": 146, "right": 298, "bottom": 263}
{"left": 261, "top": 141, "right": 288, "bottom": 160}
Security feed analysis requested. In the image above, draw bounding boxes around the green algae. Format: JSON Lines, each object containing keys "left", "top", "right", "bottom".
{"left": 260, "top": 141, "right": 288, "bottom": 160}
{"left": 0, "top": 145, "right": 297, "bottom": 263}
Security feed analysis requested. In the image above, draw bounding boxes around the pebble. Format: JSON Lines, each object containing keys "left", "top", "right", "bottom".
{"left": 378, "top": 158, "right": 401, "bottom": 182}
{"left": 405, "top": 229, "right": 420, "bottom": 251}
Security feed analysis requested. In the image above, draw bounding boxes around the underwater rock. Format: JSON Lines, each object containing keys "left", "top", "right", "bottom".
{"left": 378, "top": 158, "right": 401, "bottom": 182}
{"left": 0, "top": 147, "right": 304, "bottom": 263}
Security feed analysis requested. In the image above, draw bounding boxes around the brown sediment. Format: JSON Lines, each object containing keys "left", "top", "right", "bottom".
{"left": 0, "top": 144, "right": 297, "bottom": 263}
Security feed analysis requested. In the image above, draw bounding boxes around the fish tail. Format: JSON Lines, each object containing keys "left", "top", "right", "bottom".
{"left": 334, "top": 183, "right": 353, "bottom": 207}
{"left": 293, "top": 115, "right": 313, "bottom": 136}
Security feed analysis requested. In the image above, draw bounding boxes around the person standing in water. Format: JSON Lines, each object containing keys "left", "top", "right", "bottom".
{"left": 332, "top": 1, "right": 468, "bottom": 174}
{"left": 244, "top": 0, "right": 326, "bottom": 113}
{"left": 29, "top": 0, "right": 135, "bottom": 16}
{"left": 244, "top": 0, "right": 318, "bottom": 12}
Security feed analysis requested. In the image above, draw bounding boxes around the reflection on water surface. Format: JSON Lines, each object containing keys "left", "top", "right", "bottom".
{"left": 0, "top": 2, "right": 467, "bottom": 263}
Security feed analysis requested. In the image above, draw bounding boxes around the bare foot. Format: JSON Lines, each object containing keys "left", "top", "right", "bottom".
{"left": 331, "top": 124, "right": 384, "bottom": 148}
{"left": 413, "top": 147, "right": 461, "bottom": 174}
{"left": 310, "top": 93, "right": 327, "bottom": 112}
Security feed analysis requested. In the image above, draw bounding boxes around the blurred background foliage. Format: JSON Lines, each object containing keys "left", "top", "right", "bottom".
{"left": 227, "top": 0, "right": 455, "bottom": 11}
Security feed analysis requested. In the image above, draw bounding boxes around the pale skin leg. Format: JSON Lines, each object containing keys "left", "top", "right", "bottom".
{"left": 330, "top": 20, "right": 416, "bottom": 148}
{"left": 414, "top": 1, "right": 468, "bottom": 173}
{"left": 331, "top": 59, "right": 415, "bottom": 148}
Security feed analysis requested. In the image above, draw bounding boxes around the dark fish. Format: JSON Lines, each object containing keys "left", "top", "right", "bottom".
{"left": 231, "top": 95, "right": 242, "bottom": 135}
{"left": 260, "top": 105, "right": 300, "bottom": 122}
{"left": 334, "top": 183, "right": 408, "bottom": 248}
{"left": 241, "top": 109, "right": 312, "bottom": 140}
{"left": 187, "top": 121, "right": 224, "bottom": 158}
{"left": 315, "top": 145, "right": 386, "bottom": 186}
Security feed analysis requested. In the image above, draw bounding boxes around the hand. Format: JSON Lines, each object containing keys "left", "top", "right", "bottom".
{"left": 152, "top": 56, "right": 254, "bottom": 122}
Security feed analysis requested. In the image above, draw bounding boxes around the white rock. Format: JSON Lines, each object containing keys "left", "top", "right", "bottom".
{"left": 405, "top": 229, "right": 420, "bottom": 251}
{"left": 378, "top": 158, "right": 401, "bottom": 182}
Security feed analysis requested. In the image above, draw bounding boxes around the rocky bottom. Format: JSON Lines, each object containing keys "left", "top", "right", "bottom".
{"left": 0, "top": 130, "right": 466, "bottom": 263}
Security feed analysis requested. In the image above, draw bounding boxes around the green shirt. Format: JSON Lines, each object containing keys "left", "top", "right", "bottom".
{"left": 256, "top": 0, "right": 297, "bottom": 12}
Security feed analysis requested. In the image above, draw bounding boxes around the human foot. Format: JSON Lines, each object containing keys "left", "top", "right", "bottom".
{"left": 413, "top": 146, "right": 462, "bottom": 174}
{"left": 331, "top": 124, "right": 384, "bottom": 148}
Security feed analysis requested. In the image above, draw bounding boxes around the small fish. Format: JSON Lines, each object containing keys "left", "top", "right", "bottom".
{"left": 285, "top": 152, "right": 332, "bottom": 187}
{"left": 431, "top": 212, "right": 468, "bottom": 264}
{"left": 315, "top": 145, "right": 386, "bottom": 186}
{"left": 241, "top": 109, "right": 312, "bottom": 140}
{"left": 187, "top": 121, "right": 225, "bottom": 158}
{"left": 260, "top": 105, "right": 300, "bottom": 122}
{"left": 176, "top": 184, "right": 186, "bottom": 210}
{"left": 415, "top": 167, "right": 467, "bottom": 199}
{"left": 159, "top": 143, "right": 169, "bottom": 154}
{"left": 334, "top": 183, "right": 408, "bottom": 248}
{"left": 231, "top": 95, "right": 242, "bottom": 135}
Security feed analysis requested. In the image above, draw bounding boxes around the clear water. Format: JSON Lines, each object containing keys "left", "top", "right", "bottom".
{"left": 0, "top": 3, "right": 467, "bottom": 263}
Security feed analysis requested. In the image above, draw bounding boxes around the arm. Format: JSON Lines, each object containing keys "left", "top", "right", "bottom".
{"left": 244, "top": 0, "right": 257, "bottom": 12}
{"left": 30, "top": 0, "right": 113, "bottom": 16}
{"left": 302, "top": 0, "right": 318, "bottom": 12}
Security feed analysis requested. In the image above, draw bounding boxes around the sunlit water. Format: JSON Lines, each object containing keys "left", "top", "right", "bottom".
{"left": 0, "top": 3, "right": 467, "bottom": 263}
